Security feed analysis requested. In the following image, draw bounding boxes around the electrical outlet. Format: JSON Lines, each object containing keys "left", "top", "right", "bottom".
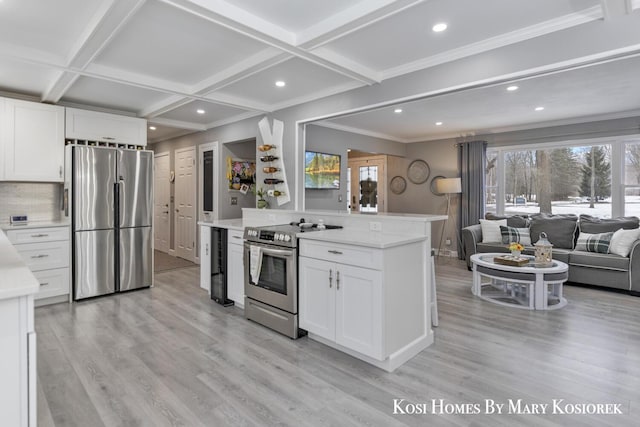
{"left": 370, "top": 222, "right": 382, "bottom": 231}
{"left": 230, "top": 197, "right": 237, "bottom": 205}
{"left": 445, "top": 238, "right": 452, "bottom": 246}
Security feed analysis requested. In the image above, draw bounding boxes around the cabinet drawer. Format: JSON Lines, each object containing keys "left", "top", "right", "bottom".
{"left": 32, "top": 268, "right": 69, "bottom": 300}
{"left": 13, "top": 241, "right": 70, "bottom": 271}
{"left": 299, "top": 240, "right": 382, "bottom": 270}
{"left": 6, "top": 227, "right": 69, "bottom": 244}
{"left": 228, "top": 229, "right": 244, "bottom": 245}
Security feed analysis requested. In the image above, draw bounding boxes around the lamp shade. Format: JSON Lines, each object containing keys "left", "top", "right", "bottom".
{"left": 435, "top": 177, "right": 462, "bottom": 194}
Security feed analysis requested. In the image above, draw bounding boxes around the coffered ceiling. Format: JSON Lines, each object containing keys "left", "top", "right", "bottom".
{"left": 0, "top": 0, "right": 638, "bottom": 144}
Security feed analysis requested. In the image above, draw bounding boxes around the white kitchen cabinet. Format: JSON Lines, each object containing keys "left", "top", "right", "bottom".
{"left": 0, "top": 296, "right": 36, "bottom": 427}
{"left": 227, "top": 229, "right": 245, "bottom": 307}
{"left": 200, "top": 225, "right": 211, "bottom": 292}
{"left": 7, "top": 226, "right": 71, "bottom": 304}
{"left": 298, "top": 237, "right": 430, "bottom": 371}
{"left": 1, "top": 97, "right": 65, "bottom": 182}
{"left": 1, "top": 229, "right": 38, "bottom": 427}
{"left": 65, "top": 107, "right": 147, "bottom": 146}
{"left": 299, "top": 246, "right": 383, "bottom": 360}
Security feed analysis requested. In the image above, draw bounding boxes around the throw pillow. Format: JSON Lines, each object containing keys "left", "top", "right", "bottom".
{"left": 579, "top": 214, "right": 639, "bottom": 234}
{"left": 479, "top": 219, "right": 507, "bottom": 243}
{"left": 485, "top": 212, "right": 529, "bottom": 228}
{"left": 529, "top": 213, "right": 579, "bottom": 249}
{"left": 500, "top": 225, "right": 532, "bottom": 246}
{"left": 575, "top": 231, "right": 614, "bottom": 254}
{"left": 609, "top": 228, "right": 640, "bottom": 257}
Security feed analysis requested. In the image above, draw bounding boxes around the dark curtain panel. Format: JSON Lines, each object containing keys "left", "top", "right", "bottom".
{"left": 457, "top": 141, "right": 487, "bottom": 259}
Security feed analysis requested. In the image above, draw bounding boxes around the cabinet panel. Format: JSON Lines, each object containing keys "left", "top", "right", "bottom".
{"left": 200, "top": 226, "right": 211, "bottom": 291}
{"left": 227, "top": 241, "right": 244, "bottom": 306}
{"left": 298, "top": 257, "right": 335, "bottom": 341}
{"left": 299, "top": 240, "right": 382, "bottom": 270}
{"left": 13, "top": 240, "right": 70, "bottom": 272}
{"left": 6, "top": 227, "right": 69, "bottom": 245}
{"left": 65, "top": 107, "right": 147, "bottom": 146}
{"left": 32, "top": 268, "right": 69, "bottom": 300}
{"left": 3, "top": 99, "right": 65, "bottom": 182}
{"left": 335, "top": 264, "right": 383, "bottom": 360}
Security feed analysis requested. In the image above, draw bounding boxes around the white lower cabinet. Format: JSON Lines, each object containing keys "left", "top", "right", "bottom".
{"left": 6, "top": 226, "right": 70, "bottom": 304}
{"left": 227, "top": 229, "right": 245, "bottom": 307}
{"left": 299, "top": 253, "right": 383, "bottom": 360}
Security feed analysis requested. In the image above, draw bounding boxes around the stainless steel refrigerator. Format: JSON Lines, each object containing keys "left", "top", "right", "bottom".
{"left": 70, "top": 145, "right": 153, "bottom": 300}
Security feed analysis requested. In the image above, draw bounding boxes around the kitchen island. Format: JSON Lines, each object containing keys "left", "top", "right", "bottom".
{"left": 0, "top": 229, "right": 39, "bottom": 426}
{"left": 200, "top": 209, "right": 446, "bottom": 371}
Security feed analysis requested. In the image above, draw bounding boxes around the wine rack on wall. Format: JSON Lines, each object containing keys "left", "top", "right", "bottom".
{"left": 257, "top": 117, "right": 290, "bottom": 206}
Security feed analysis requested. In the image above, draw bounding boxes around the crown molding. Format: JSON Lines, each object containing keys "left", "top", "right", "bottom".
{"left": 312, "top": 121, "right": 410, "bottom": 143}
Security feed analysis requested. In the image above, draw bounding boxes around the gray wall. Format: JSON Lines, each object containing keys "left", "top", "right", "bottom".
{"left": 304, "top": 124, "right": 407, "bottom": 210}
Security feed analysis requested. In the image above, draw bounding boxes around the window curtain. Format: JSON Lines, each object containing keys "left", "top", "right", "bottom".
{"left": 457, "top": 141, "right": 487, "bottom": 259}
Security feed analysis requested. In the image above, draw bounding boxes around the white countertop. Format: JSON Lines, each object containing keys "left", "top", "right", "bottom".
{"left": 1, "top": 220, "right": 70, "bottom": 231}
{"left": 198, "top": 218, "right": 245, "bottom": 231}
{"left": 0, "top": 230, "right": 39, "bottom": 300}
{"left": 297, "top": 229, "right": 427, "bottom": 249}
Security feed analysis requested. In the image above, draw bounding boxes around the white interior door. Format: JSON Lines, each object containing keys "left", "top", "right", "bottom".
{"left": 154, "top": 152, "right": 170, "bottom": 253}
{"left": 175, "top": 146, "right": 196, "bottom": 262}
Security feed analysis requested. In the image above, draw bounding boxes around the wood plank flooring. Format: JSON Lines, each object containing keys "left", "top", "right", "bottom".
{"left": 36, "top": 260, "right": 640, "bottom": 426}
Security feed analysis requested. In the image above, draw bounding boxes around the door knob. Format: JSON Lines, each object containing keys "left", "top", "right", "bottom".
{"left": 163, "top": 211, "right": 169, "bottom": 214}
{"left": 176, "top": 209, "right": 179, "bottom": 212}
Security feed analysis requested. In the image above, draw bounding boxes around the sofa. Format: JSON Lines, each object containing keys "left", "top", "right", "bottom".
{"left": 461, "top": 213, "right": 640, "bottom": 294}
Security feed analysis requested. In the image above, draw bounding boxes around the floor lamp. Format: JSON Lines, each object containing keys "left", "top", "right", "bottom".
{"left": 436, "top": 177, "right": 462, "bottom": 258}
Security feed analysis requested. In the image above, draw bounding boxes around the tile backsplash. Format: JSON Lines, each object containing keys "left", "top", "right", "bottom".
{"left": 0, "top": 183, "right": 64, "bottom": 224}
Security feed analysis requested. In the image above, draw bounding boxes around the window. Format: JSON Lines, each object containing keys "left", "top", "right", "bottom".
{"left": 624, "top": 141, "right": 640, "bottom": 217}
{"left": 488, "top": 143, "right": 616, "bottom": 218}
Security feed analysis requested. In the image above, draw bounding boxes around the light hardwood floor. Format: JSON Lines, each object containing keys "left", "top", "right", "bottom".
{"left": 37, "top": 261, "right": 640, "bottom": 426}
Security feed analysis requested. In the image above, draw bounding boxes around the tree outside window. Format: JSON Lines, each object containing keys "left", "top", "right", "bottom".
{"left": 489, "top": 144, "right": 612, "bottom": 218}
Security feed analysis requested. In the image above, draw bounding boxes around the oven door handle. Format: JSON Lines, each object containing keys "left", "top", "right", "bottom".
{"left": 257, "top": 247, "right": 295, "bottom": 257}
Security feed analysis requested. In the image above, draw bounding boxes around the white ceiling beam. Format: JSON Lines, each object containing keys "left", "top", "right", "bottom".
{"left": 141, "top": 49, "right": 288, "bottom": 118}
{"left": 191, "top": 49, "right": 290, "bottom": 95}
{"left": 148, "top": 117, "right": 208, "bottom": 131}
{"left": 42, "top": 0, "right": 148, "bottom": 103}
{"left": 381, "top": 6, "right": 604, "bottom": 80}
{"left": 297, "top": 0, "right": 426, "bottom": 49}
{"left": 162, "top": 0, "right": 380, "bottom": 84}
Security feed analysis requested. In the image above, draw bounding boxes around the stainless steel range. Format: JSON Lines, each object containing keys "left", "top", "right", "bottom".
{"left": 243, "top": 221, "right": 341, "bottom": 339}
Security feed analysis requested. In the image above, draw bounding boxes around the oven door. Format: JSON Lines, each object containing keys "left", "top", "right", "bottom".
{"left": 244, "top": 241, "right": 297, "bottom": 314}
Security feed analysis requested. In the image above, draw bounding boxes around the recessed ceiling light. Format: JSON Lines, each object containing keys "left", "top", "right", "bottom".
{"left": 196, "top": 109, "right": 205, "bottom": 114}
{"left": 275, "top": 80, "right": 286, "bottom": 87}
{"left": 432, "top": 23, "right": 447, "bottom": 32}
{"left": 394, "top": 108, "right": 403, "bottom": 113}
{"left": 149, "top": 126, "right": 156, "bottom": 130}
{"left": 435, "top": 122, "right": 443, "bottom": 126}
{"left": 506, "top": 85, "right": 519, "bottom": 92}
{"left": 535, "top": 106, "right": 545, "bottom": 111}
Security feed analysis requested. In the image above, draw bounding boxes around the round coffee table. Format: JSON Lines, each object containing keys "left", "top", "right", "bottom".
{"left": 470, "top": 253, "right": 568, "bottom": 310}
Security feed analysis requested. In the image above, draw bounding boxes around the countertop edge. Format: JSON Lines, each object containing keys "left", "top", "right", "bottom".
{"left": 297, "top": 230, "right": 427, "bottom": 249}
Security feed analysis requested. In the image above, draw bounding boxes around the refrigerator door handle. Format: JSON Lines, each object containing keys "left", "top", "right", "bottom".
{"left": 117, "top": 179, "right": 125, "bottom": 227}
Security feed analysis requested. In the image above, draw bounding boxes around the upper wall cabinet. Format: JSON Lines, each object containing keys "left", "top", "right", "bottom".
{"left": 65, "top": 107, "right": 147, "bottom": 146}
{"left": 1, "top": 97, "right": 65, "bottom": 182}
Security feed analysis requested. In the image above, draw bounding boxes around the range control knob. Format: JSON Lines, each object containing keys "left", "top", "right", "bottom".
{"left": 284, "top": 235, "right": 291, "bottom": 242}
